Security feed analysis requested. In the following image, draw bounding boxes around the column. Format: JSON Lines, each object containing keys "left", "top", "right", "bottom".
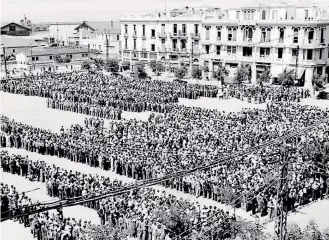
{"left": 251, "top": 62, "right": 257, "bottom": 84}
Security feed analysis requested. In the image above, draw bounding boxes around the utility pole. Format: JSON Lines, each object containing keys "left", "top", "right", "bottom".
{"left": 56, "top": 22, "right": 59, "bottom": 46}
{"left": 295, "top": 45, "right": 299, "bottom": 86}
{"left": 3, "top": 46, "right": 8, "bottom": 77}
{"left": 105, "top": 34, "right": 110, "bottom": 63}
{"left": 189, "top": 40, "right": 194, "bottom": 78}
{"left": 274, "top": 146, "right": 289, "bottom": 240}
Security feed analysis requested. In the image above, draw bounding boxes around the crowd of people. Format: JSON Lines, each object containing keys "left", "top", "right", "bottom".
{"left": 1, "top": 98, "right": 328, "bottom": 218}
{"left": 220, "top": 85, "right": 311, "bottom": 103}
{"left": 1, "top": 151, "right": 235, "bottom": 240}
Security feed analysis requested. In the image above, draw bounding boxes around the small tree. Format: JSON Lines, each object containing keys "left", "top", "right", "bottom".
{"left": 54, "top": 54, "right": 63, "bottom": 64}
{"left": 175, "top": 66, "right": 187, "bottom": 79}
{"left": 302, "top": 220, "right": 322, "bottom": 240}
{"left": 81, "top": 59, "right": 92, "bottom": 70}
{"left": 234, "top": 64, "right": 250, "bottom": 84}
{"left": 93, "top": 58, "right": 104, "bottom": 69}
{"left": 287, "top": 222, "right": 303, "bottom": 240}
{"left": 105, "top": 58, "right": 119, "bottom": 73}
{"left": 312, "top": 73, "right": 325, "bottom": 92}
{"left": 62, "top": 56, "right": 71, "bottom": 63}
{"left": 150, "top": 61, "right": 164, "bottom": 76}
{"left": 257, "top": 67, "right": 271, "bottom": 85}
{"left": 212, "top": 64, "right": 229, "bottom": 85}
{"left": 323, "top": 227, "right": 329, "bottom": 240}
{"left": 121, "top": 61, "right": 130, "bottom": 71}
{"left": 277, "top": 68, "right": 295, "bottom": 86}
{"left": 133, "top": 61, "right": 148, "bottom": 79}
{"left": 191, "top": 66, "right": 202, "bottom": 80}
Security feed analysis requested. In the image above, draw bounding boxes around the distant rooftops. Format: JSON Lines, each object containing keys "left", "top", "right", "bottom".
{"left": 74, "top": 21, "right": 120, "bottom": 35}
{"left": 26, "top": 46, "right": 89, "bottom": 57}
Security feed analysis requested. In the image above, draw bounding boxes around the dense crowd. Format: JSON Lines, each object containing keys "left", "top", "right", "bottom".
{"left": 1, "top": 99, "right": 328, "bottom": 218}
{"left": 0, "top": 180, "right": 93, "bottom": 240}
{"left": 220, "top": 85, "right": 311, "bottom": 103}
{"left": 1, "top": 151, "right": 235, "bottom": 240}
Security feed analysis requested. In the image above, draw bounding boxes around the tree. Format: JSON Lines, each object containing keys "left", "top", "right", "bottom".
{"left": 212, "top": 64, "right": 229, "bottom": 85}
{"left": 234, "top": 64, "right": 250, "bottom": 84}
{"left": 287, "top": 222, "right": 303, "bottom": 240}
{"left": 323, "top": 228, "right": 329, "bottom": 240}
{"left": 191, "top": 66, "right": 202, "bottom": 79}
{"left": 277, "top": 68, "right": 295, "bottom": 86}
{"left": 257, "top": 67, "right": 271, "bottom": 85}
{"left": 105, "top": 59, "right": 119, "bottom": 73}
{"left": 175, "top": 66, "right": 187, "bottom": 79}
{"left": 121, "top": 61, "right": 130, "bottom": 71}
{"left": 62, "top": 56, "right": 71, "bottom": 63}
{"left": 81, "top": 59, "right": 92, "bottom": 70}
{"left": 150, "top": 61, "right": 164, "bottom": 76}
{"left": 133, "top": 61, "right": 148, "bottom": 79}
{"left": 93, "top": 58, "right": 104, "bottom": 69}
{"left": 302, "top": 220, "right": 322, "bottom": 240}
{"left": 312, "top": 73, "right": 325, "bottom": 92}
{"left": 54, "top": 54, "right": 62, "bottom": 64}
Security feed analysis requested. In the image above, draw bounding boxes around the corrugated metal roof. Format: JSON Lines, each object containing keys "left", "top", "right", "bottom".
{"left": 1, "top": 36, "right": 38, "bottom": 48}
{"left": 26, "top": 47, "right": 89, "bottom": 56}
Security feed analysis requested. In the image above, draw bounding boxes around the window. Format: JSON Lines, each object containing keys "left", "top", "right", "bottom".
{"left": 293, "top": 28, "right": 299, "bottom": 43}
{"left": 173, "top": 24, "right": 177, "bottom": 33}
{"left": 141, "top": 52, "right": 148, "bottom": 58}
{"left": 307, "top": 49, "right": 312, "bottom": 60}
{"left": 181, "top": 40, "right": 186, "bottom": 49}
{"left": 35, "top": 57, "right": 39, "bottom": 61}
{"left": 133, "top": 39, "right": 136, "bottom": 49}
{"left": 151, "top": 29, "right": 155, "bottom": 37}
{"left": 319, "top": 49, "right": 322, "bottom": 59}
{"left": 278, "top": 48, "right": 283, "bottom": 59}
{"left": 216, "top": 46, "right": 221, "bottom": 55}
{"left": 292, "top": 48, "right": 298, "bottom": 57}
{"left": 205, "top": 26, "right": 210, "bottom": 40}
{"left": 279, "top": 28, "right": 284, "bottom": 42}
{"left": 217, "top": 29, "right": 221, "bottom": 40}
{"left": 12, "top": 49, "right": 15, "bottom": 53}
{"left": 117, "top": 35, "right": 120, "bottom": 40}
{"left": 99, "top": 45, "right": 101, "bottom": 50}
{"left": 133, "top": 25, "right": 136, "bottom": 31}
{"left": 32, "top": 57, "right": 35, "bottom": 61}
{"left": 125, "top": 38, "right": 128, "bottom": 48}
{"left": 261, "top": 27, "right": 271, "bottom": 42}
{"left": 143, "top": 25, "right": 145, "bottom": 36}
{"left": 272, "top": 10, "right": 277, "bottom": 20}
{"left": 243, "top": 10, "right": 254, "bottom": 20}
{"left": 260, "top": 47, "right": 270, "bottom": 57}
{"left": 161, "top": 24, "right": 165, "bottom": 33}
{"left": 285, "top": 11, "right": 288, "bottom": 20}
{"left": 236, "top": 11, "right": 240, "bottom": 20}
{"left": 227, "top": 27, "right": 237, "bottom": 41}
{"left": 227, "top": 46, "right": 236, "bottom": 55}
{"left": 305, "top": 10, "right": 309, "bottom": 19}
{"left": 320, "top": 28, "right": 324, "bottom": 43}
{"left": 194, "top": 24, "right": 199, "bottom": 34}
{"left": 243, "top": 27, "right": 253, "bottom": 41}
{"left": 161, "top": 39, "right": 165, "bottom": 45}
{"left": 182, "top": 24, "right": 186, "bottom": 34}
{"left": 49, "top": 56, "right": 53, "bottom": 60}
{"left": 262, "top": 10, "right": 266, "bottom": 20}
{"left": 243, "top": 47, "right": 252, "bottom": 57}
{"left": 173, "top": 39, "right": 177, "bottom": 49}
{"left": 125, "top": 24, "right": 128, "bottom": 34}
{"left": 151, "top": 44, "right": 155, "bottom": 51}
{"left": 205, "top": 45, "right": 210, "bottom": 54}
{"left": 9, "top": 25, "right": 16, "bottom": 31}
{"left": 308, "top": 29, "right": 314, "bottom": 43}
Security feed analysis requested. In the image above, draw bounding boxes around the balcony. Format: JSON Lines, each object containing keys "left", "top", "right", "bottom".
{"left": 141, "top": 48, "right": 147, "bottom": 52}
{"left": 157, "top": 32, "right": 167, "bottom": 38}
{"left": 258, "top": 56, "right": 271, "bottom": 63}
{"left": 158, "top": 47, "right": 167, "bottom": 52}
{"left": 190, "top": 33, "right": 200, "bottom": 39}
{"left": 169, "top": 48, "right": 180, "bottom": 53}
{"left": 241, "top": 56, "right": 253, "bottom": 62}
{"left": 132, "top": 31, "right": 137, "bottom": 38}
{"left": 124, "top": 32, "right": 128, "bottom": 37}
{"left": 260, "top": 38, "right": 271, "bottom": 43}
{"left": 278, "top": 38, "right": 284, "bottom": 43}
{"left": 170, "top": 31, "right": 188, "bottom": 39}
{"left": 141, "top": 35, "right": 146, "bottom": 40}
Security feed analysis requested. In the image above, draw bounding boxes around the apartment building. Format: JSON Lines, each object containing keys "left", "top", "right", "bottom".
{"left": 201, "top": 3, "right": 329, "bottom": 85}
{"left": 120, "top": 7, "right": 214, "bottom": 69}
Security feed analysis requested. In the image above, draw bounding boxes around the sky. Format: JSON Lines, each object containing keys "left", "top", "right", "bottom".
{"left": 0, "top": 0, "right": 324, "bottom": 23}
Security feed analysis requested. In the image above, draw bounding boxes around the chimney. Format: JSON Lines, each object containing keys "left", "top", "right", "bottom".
{"left": 111, "top": 21, "right": 113, "bottom": 28}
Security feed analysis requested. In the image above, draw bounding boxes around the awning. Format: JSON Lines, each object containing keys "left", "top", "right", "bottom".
{"left": 297, "top": 68, "right": 306, "bottom": 79}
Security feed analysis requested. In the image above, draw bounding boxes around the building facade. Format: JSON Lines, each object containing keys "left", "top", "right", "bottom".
{"left": 1, "top": 22, "right": 31, "bottom": 36}
{"left": 120, "top": 7, "right": 210, "bottom": 70}
{"left": 120, "top": 4, "right": 329, "bottom": 84}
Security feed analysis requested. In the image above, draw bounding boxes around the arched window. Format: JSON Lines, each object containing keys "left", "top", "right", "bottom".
{"left": 243, "top": 27, "right": 253, "bottom": 41}
{"left": 261, "top": 27, "right": 271, "bottom": 42}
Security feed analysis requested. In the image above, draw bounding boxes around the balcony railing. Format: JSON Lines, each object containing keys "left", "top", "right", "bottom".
{"left": 258, "top": 55, "right": 271, "bottom": 62}
{"left": 243, "top": 37, "right": 253, "bottom": 43}
{"left": 158, "top": 47, "right": 167, "bottom": 52}
{"left": 170, "top": 47, "right": 180, "bottom": 52}
{"left": 190, "top": 33, "right": 200, "bottom": 39}
{"left": 124, "top": 32, "right": 128, "bottom": 37}
{"left": 157, "top": 32, "right": 167, "bottom": 38}
{"left": 279, "top": 38, "right": 284, "bottom": 43}
{"left": 142, "top": 35, "right": 146, "bottom": 39}
{"left": 260, "top": 38, "right": 271, "bottom": 43}
{"left": 170, "top": 31, "right": 188, "bottom": 38}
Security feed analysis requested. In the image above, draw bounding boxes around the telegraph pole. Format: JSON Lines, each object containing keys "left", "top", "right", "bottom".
{"left": 3, "top": 46, "right": 8, "bottom": 77}
{"left": 105, "top": 34, "right": 110, "bottom": 63}
{"left": 275, "top": 146, "right": 289, "bottom": 240}
{"left": 189, "top": 40, "right": 194, "bottom": 78}
{"left": 295, "top": 45, "right": 299, "bottom": 86}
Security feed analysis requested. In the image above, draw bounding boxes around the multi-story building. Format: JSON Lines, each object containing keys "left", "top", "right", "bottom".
{"left": 120, "top": 7, "right": 212, "bottom": 70}
{"left": 201, "top": 3, "right": 329, "bottom": 85}
{"left": 120, "top": 4, "right": 329, "bottom": 84}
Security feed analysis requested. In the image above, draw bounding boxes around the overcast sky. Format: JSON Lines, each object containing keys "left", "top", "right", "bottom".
{"left": 0, "top": 0, "right": 324, "bottom": 23}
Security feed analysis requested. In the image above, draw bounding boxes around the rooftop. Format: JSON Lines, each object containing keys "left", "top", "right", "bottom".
{"left": 1, "top": 36, "right": 38, "bottom": 48}
{"left": 26, "top": 47, "right": 89, "bottom": 57}
{"left": 75, "top": 21, "right": 120, "bottom": 35}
